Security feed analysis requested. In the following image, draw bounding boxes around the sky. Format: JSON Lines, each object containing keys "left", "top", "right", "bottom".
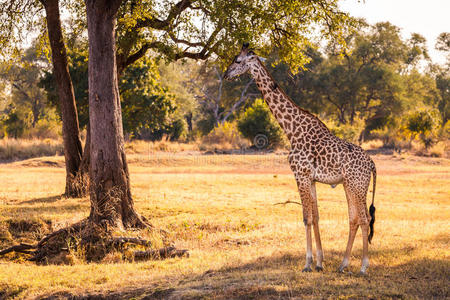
{"left": 339, "top": 0, "right": 450, "bottom": 65}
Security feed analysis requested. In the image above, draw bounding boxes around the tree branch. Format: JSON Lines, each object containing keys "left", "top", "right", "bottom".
{"left": 135, "top": 0, "right": 193, "bottom": 30}
{"left": 222, "top": 78, "right": 255, "bottom": 123}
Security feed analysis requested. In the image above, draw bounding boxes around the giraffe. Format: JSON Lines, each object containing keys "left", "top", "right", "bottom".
{"left": 224, "top": 43, "right": 377, "bottom": 274}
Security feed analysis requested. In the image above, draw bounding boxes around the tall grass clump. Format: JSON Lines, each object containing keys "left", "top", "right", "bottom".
{"left": 0, "top": 138, "right": 63, "bottom": 162}
{"left": 201, "top": 122, "right": 249, "bottom": 151}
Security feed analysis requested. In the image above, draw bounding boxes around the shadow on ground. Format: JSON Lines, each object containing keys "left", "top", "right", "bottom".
{"left": 36, "top": 234, "right": 449, "bottom": 300}
{"left": 18, "top": 195, "right": 64, "bottom": 205}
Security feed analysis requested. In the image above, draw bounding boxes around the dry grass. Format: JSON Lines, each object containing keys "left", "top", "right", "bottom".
{"left": 0, "top": 153, "right": 449, "bottom": 299}
{"left": 125, "top": 140, "right": 201, "bottom": 154}
{"left": 0, "top": 139, "right": 63, "bottom": 162}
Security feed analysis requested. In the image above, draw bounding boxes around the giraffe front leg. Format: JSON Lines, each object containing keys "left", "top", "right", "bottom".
{"left": 313, "top": 222, "right": 323, "bottom": 271}
{"left": 311, "top": 182, "right": 324, "bottom": 271}
{"left": 303, "top": 221, "right": 313, "bottom": 272}
{"left": 298, "top": 179, "right": 314, "bottom": 272}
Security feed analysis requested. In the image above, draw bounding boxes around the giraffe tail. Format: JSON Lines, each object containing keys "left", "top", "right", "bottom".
{"left": 368, "top": 162, "right": 376, "bottom": 244}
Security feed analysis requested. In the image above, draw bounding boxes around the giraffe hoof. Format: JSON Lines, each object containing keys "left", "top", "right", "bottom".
{"left": 315, "top": 266, "right": 324, "bottom": 272}
{"left": 337, "top": 266, "right": 347, "bottom": 273}
{"left": 358, "top": 270, "right": 367, "bottom": 276}
{"left": 302, "top": 267, "right": 313, "bottom": 272}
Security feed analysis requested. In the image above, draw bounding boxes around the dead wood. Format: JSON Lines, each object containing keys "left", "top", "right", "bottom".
{"left": 37, "top": 220, "right": 85, "bottom": 247}
{"left": 0, "top": 243, "right": 36, "bottom": 256}
{"left": 0, "top": 219, "right": 188, "bottom": 264}
{"left": 109, "top": 237, "right": 152, "bottom": 247}
{"left": 273, "top": 200, "right": 302, "bottom": 206}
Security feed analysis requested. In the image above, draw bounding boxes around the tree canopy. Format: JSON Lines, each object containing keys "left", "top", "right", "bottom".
{"left": 1, "top": 0, "right": 355, "bottom": 72}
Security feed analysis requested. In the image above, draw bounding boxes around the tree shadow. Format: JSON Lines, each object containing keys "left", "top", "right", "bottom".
{"left": 2, "top": 203, "right": 87, "bottom": 220}
{"left": 38, "top": 233, "right": 449, "bottom": 299}
{"left": 18, "top": 194, "right": 64, "bottom": 205}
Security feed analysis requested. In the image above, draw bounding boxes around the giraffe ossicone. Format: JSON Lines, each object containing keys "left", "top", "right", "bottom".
{"left": 224, "top": 42, "right": 377, "bottom": 274}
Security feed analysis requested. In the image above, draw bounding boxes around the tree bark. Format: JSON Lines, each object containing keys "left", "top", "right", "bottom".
{"left": 41, "top": 0, "right": 87, "bottom": 197}
{"left": 85, "top": 0, "right": 147, "bottom": 229}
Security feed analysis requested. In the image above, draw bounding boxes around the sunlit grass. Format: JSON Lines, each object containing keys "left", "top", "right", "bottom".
{"left": 0, "top": 153, "right": 449, "bottom": 299}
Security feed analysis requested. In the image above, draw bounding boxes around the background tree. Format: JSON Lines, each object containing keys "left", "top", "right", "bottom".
{"left": 192, "top": 64, "right": 258, "bottom": 132}
{"left": 433, "top": 32, "right": 450, "bottom": 125}
{"left": 0, "top": 46, "right": 60, "bottom": 139}
{"left": 41, "top": 48, "right": 177, "bottom": 140}
{"left": 0, "top": 0, "right": 86, "bottom": 197}
{"left": 119, "top": 57, "right": 177, "bottom": 139}
{"left": 158, "top": 60, "right": 199, "bottom": 137}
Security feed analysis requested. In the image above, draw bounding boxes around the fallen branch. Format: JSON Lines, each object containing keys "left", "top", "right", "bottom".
{"left": 1, "top": 218, "right": 188, "bottom": 264}
{"left": 37, "top": 220, "right": 84, "bottom": 247}
{"left": 109, "top": 237, "right": 152, "bottom": 248}
{"left": 0, "top": 243, "right": 36, "bottom": 256}
{"left": 273, "top": 200, "right": 302, "bottom": 206}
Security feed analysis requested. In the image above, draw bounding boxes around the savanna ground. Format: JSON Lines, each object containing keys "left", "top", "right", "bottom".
{"left": 0, "top": 150, "right": 449, "bottom": 299}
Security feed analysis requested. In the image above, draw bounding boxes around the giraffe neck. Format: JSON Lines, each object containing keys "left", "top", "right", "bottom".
{"left": 248, "top": 59, "right": 313, "bottom": 142}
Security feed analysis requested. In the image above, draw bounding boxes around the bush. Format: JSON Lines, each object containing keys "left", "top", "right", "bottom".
{"left": 405, "top": 110, "right": 439, "bottom": 150}
{"left": 201, "top": 121, "right": 248, "bottom": 150}
{"left": 196, "top": 115, "right": 216, "bottom": 136}
{"left": 237, "top": 99, "right": 285, "bottom": 149}
{"left": 371, "top": 126, "right": 403, "bottom": 150}
{"left": 167, "top": 119, "right": 186, "bottom": 141}
{"left": 23, "top": 119, "right": 61, "bottom": 139}
{"left": 325, "top": 116, "right": 365, "bottom": 144}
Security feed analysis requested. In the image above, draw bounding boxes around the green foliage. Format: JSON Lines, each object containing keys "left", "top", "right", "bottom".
{"left": 111, "top": 0, "right": 355, "bottom": 72}
{"left": 434, "top": 71, "right": 450, "bottom": 124}
{"left": 406, "top": 111, "right": 434, "bottom": 135}
{"left": 237, "top": 99, "right": 285, "bottom": 149}
{"left": 192, "top": 64, "right": 258, "bottom": 132}
{"left": 405, "top": 110, "right": 439, "bottom": 149}
{"left": 0, "top": 45, "right": 59, "bottom": 139}
{"left": 326, "top": 116, "right": 365, "bottom": 144}
{"left": 40, "top": 45, "right": 90, "bottom": 128}
{"left": 119, "top": 58, "right": 176, "bottom": 138}
{"left": 2, "top": 111, "right": 25, "bottom": 138}
{"left": 40, "top": 44, "right": 178, "bottom": 139}
{"left": 168, "top": 119, "right": 186, "bottom": 141}
{"left": 196, "top": 115, "right": 216, "bottom": 136}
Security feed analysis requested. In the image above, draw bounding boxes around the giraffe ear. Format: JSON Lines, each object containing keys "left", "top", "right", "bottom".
{"left": 247, "top": 50, "right": 255, "bottom": 56}
{"left": 258, "top": 56, "right": 267, "bottom": 62}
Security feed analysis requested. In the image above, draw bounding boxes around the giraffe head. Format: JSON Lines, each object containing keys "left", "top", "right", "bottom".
{"left": 223, "top": 42, "right": 258, "bottom": 80}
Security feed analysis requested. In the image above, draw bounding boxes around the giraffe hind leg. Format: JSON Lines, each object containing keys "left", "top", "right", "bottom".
{"left": 339, "top": 177, "right": 371, "bottom": 274}
{"left": 338, "top": 181, "right": 360, "bottom": 273}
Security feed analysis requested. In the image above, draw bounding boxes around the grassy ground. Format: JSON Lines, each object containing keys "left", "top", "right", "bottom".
{"left": 0, "top": 153, "right": 449, "bottom": 299}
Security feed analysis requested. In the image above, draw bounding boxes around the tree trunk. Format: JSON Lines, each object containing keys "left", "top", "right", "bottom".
{"left": 85, "top": 0, "right": 147, "bottom": 229}
{"left": 41, "top": 0, "right": 87, "bottom": 197}
{"left": 185, "top": 112, "right": 193, "bottom": 132}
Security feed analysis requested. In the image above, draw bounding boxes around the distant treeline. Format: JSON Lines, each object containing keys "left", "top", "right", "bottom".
{"left": 0, "top": 22, "right": 448, "bottom": 153}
